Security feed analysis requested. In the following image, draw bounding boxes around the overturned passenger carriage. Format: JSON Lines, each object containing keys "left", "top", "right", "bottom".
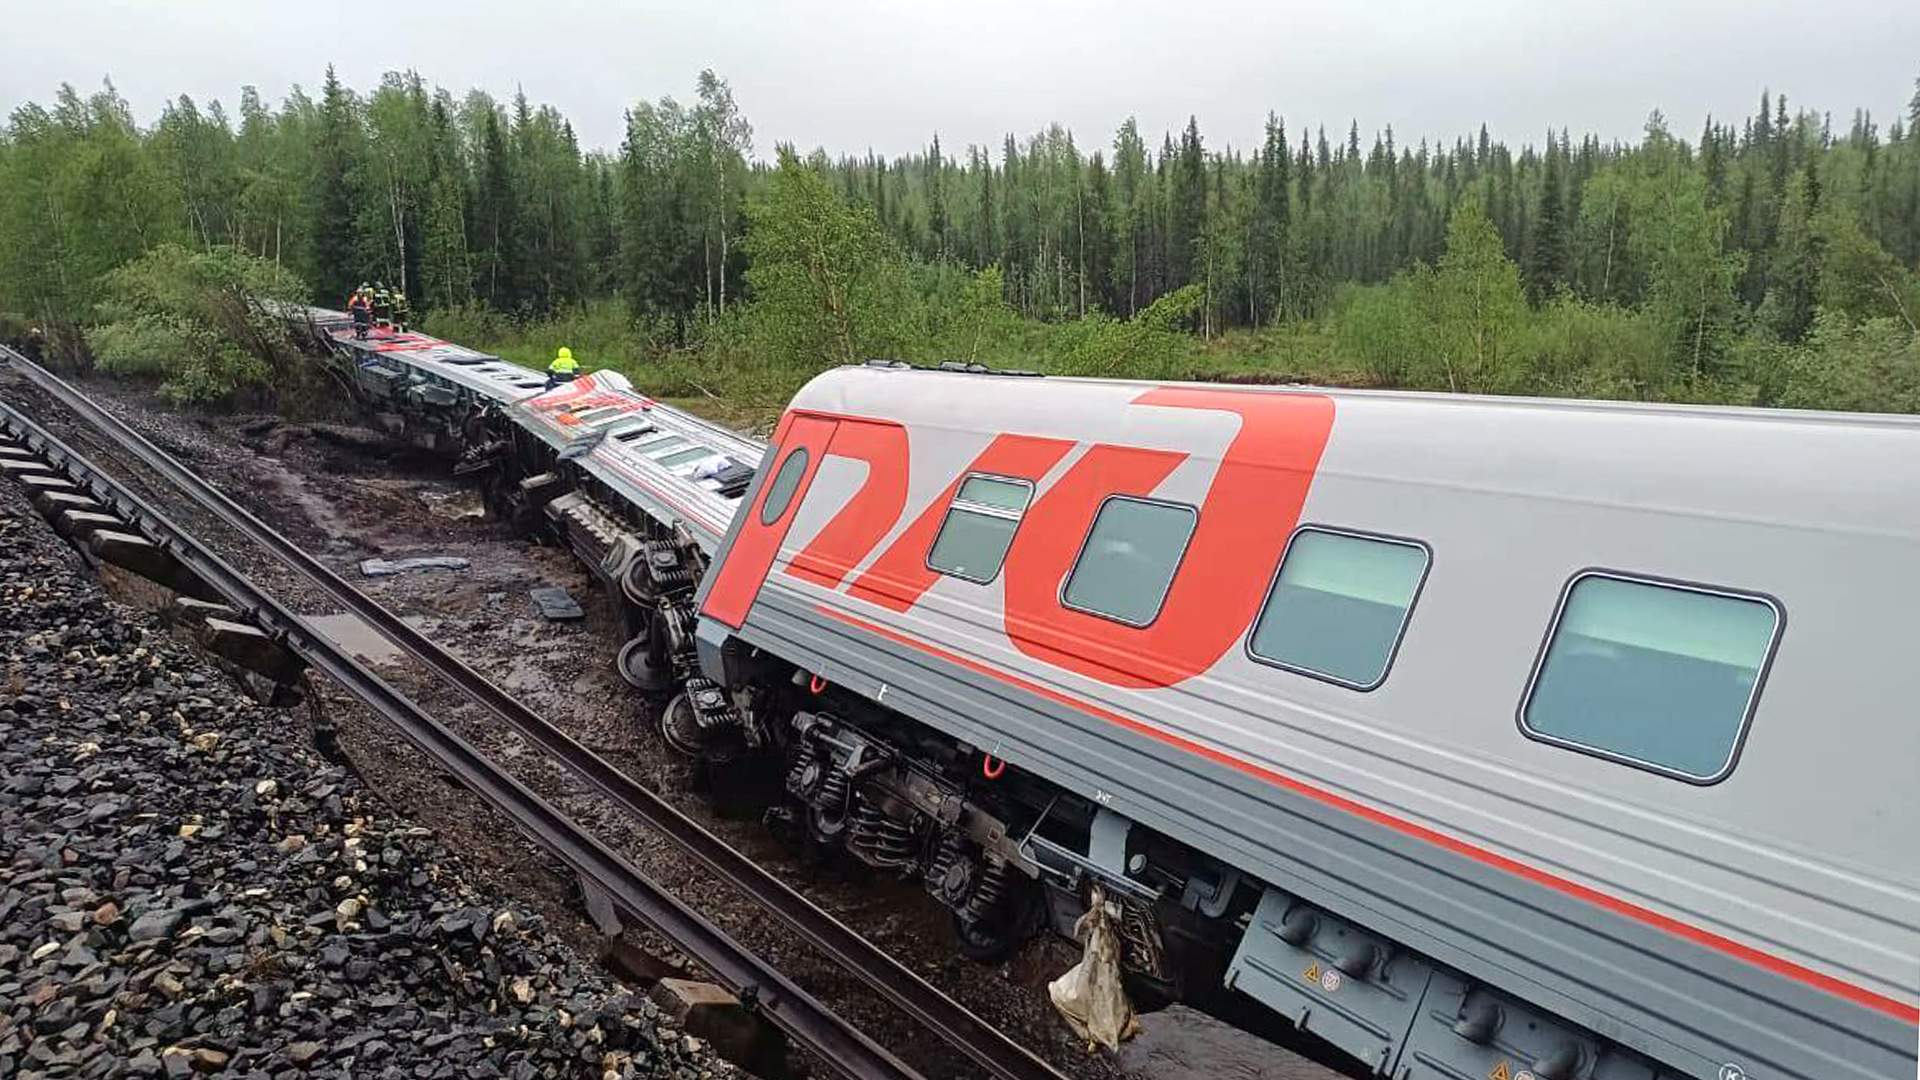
{"left": 307, "top": 310, "right": 1919, "bottom": 1080}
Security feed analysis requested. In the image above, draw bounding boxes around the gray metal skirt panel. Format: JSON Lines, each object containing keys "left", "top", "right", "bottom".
{"left": 741, "top": 589, "right": 1915, "bottom": 1080}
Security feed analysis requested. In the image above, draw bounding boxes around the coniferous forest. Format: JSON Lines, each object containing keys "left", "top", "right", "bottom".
{"left": 2, "top": 67, "right": 1917, "bottom": 418}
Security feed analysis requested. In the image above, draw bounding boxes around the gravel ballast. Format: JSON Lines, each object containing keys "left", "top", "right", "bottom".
{"left": 0, "top": 481, "right": 733, "bottom": 1079}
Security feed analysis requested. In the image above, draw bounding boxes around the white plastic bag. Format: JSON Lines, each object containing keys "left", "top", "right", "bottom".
{"left": 1047, "top": 887, "right": 1141, "bottom": 1050}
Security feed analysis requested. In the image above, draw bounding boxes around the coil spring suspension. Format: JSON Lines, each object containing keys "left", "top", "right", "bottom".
{"left": 926, "top": 833, "right": 973, "bottom": 908}
{"left": 847, "top": 796, "right": 919, "bottom": 870}
{"left": 661, "top": 675, "right": 755, "bottom": 759}
{"left": 642, "top": 539, "right": 700, "bottom": 592}
{"left": 926, "top": 833, "right": 1011, "bottom": 920}
{"left": 785, "top": 739, "right": 826, "bottom": 802}
{"left": 967, "top": 860, "right": 1011, "bottom": 924}
{"left": 659, "top": 600, "right": 693, "bottom": 653}
{"left": 811, "top": 764, "right": 850, "bottom": 813}
{"left": 1117, "top": 894, "right": 1167, "bottom": 980}
{"left": 685, "top": 676, "right": 735, "bottom": 731}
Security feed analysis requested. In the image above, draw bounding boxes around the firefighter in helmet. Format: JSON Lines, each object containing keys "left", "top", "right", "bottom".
{"left": 389, "top": 288, "right": 412, "bottom": 333}
{"left": 370, "top": 282, "right": 393, "bottom": 329}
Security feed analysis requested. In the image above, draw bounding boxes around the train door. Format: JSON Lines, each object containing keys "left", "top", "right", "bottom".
{"left": 698, "top": 414, "right": 839, "bottom": 629}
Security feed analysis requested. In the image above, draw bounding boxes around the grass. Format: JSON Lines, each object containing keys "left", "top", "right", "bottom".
{"left": 1189, "top": 323, "right": 1376, "bottom": 387}
{"left": 423, "top": 299, "right": 1396, "bottom": 432}
{"left": 425, "top": 291, "right": 1916, "bottom": 433}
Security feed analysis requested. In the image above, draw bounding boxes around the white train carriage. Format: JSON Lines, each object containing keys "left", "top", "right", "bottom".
{"left": 691, "top": 363, "right": 1920, "bottom": 1080}
{"left": 299, "top": 307, "right": 763, "bottom": 556}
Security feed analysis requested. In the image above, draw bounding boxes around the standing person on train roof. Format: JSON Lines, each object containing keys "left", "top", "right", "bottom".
{"left": 389, "top": 288, "right": 412, "bottom": 333}
{"left": 347, "top": 287, "right": 373, "bottom": 341}
{"left": 370, "top": 283, "right": 392, "bottom": 329}
{"left": 546, "top": 346, "right": 580, "bottom": 388}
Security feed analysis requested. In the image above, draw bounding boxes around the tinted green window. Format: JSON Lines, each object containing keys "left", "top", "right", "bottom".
{"left": 927, "top": 475, "right": 1034, "bottom": 583}
{"left": 1249, "top": 529, "right": 1428, "bottom": 689}
{"left": 759, "top": 448, "right": 810, "bottom": 526}
{"left": 1522, "top": 575, "right": 1778, "bottom": 782}
{"left": 658, "top": 445, "right": 718, "bottom": 467}
{"left": 1061, "top": 498, "right": 1196, "bottom": 626}
{"left": 638, "top": 434, "right": 688, "bottom": 455}
{"left": 955, "top": 475, "right": 1030, "bottom": 511}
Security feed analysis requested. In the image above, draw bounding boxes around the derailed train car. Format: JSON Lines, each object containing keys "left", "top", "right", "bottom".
{"left": 303, "top": 310, "right": 1919, "bottom": 1080}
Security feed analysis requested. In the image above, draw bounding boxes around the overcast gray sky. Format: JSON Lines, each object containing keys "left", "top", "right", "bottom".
{"left": 5, "top": 0, "right": 1915, "bottom": 159}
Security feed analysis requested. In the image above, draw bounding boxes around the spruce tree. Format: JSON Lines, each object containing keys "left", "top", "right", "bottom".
{"left": 1167, "top": 117, "right": 1207, "bottom": 290}
{"left": 1255, "top": 113, "right": 1291, "bottom": 324}
{"left": 1083, "top": 152, "right": 1115, "bottom": 312}
{"left": 473, "top": 110, "right": 519, "bottom": 310}
{"left": 927, "top": 133, "right": 948, "bottom": 260}
{"left": 975, "top": 147, "right": 995, "bottom": 271}
{"left": 1762, "top": 162, "right": 1819, "bottom": 342}
{"left": 1526, "top": 141, "right": 1568, "bottom": 304}
{"left": 309, "top": 66, "right": 358, "bottom": 303}
{"left": 1296, "top": 128, "right": 1314, "bottom": 216}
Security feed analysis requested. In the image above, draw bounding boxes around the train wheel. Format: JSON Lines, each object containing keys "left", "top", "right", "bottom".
{"left": 805, "top": 773, "right": 853, "bottom": 850}
{"left": 618, "top": 634, "right": 673, "bottom": 692}
{"left": 952, "top": 904, "right": 1032, "bottom": 962}
{"left": 620, "top": 555, "right": 655, "bottom": 609}
{"left": 951, "top": 873, "right": 1041, "bottom": 962}
{"left": 659, "top": 691, "right": 704, "bottom": 755}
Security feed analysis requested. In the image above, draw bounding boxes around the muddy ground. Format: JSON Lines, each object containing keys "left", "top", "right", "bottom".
{"left": 2, "top": 371, "right": 1343, "bottom": 1080}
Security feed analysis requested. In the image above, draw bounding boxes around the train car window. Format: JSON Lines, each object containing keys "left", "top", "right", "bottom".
{"left": 641, "top": 435, "right": 690, "bottom": 456}
{"left": 1061, "top": 496, "right": 1197, "bottom": 626}
{"left": 625, "top": 432, "right": 680, "bottom": 451}
{"left": 926, "top": 475, "right": 1035, "bottom": 583}
{"left": 1521, "top": 573, "right": 1781, "bottom": 784}
{"left": 1247, "top": 528, "right": 1429, "bottom": 690}
{"left": 759, "top": 448, "right": 811, "bottom": 526}
{"left": 575, "top": 407, "right": 627, "bottom": 427}
{"left": 658, "top": 446, "right": 718, "bottom": 467}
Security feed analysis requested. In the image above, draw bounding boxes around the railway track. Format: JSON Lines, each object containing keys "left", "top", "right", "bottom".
{"left": 0, "top": 345, "right": 1069, "bottom": 1080}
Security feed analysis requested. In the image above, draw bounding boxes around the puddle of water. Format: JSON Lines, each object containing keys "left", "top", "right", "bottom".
{"left": 307, "top": 611, "right": 419, "bottom": 665}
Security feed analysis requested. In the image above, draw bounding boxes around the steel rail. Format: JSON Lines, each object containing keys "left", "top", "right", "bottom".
{"left": 0, "top": 391, "right": 923, "bottom": 1080}
{"left": 1, "top": 347, "right": 1067, "bottom": 1080}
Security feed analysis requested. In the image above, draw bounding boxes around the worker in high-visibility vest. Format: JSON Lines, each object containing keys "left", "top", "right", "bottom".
{"left": 347, "top": 288, "right": 373, "bottom": 340}
{"left": 546, "top": 346, "right": 580, "bottom": 388}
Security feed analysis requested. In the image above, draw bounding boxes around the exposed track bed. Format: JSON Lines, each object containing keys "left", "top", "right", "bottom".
{"left": 0, "top": 353, "right": 1121, "bottom": 1076}
{"left": 0, "top": 471, "right": 744, "bottom": 1080}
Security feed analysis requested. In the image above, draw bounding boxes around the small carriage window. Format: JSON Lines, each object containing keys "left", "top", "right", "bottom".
{"left": 1248, "top": 528, "right": 1429, "bottom": 690}
{"left": 927, "top": 475, "right": 1035, "bottom": 583}
{"left": 639, "top": 434, "right": 689, "bottom": 456}
{"left": 759, "top": 448, "right": 810, "bottom": 526}
{"left": 1521, "top": 574, "right": 1780, "bottom": 783}
{"left": 658, "top": 446, "right": 718, "bottom": 468}
{"left": 1061, "top": 497, "right": 1196, "bottom": 626}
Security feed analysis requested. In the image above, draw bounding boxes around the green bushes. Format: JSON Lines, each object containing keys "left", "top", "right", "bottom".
{"left": 1773, "top": 314, "right": 1920, "bottom": 413}
{"left": 1517, "top": 298, "right": 1670, "bottom": 399}
{"left": 1333, "top": 284, "right": 1424, "bottom": 387}
{"left": 88, "top": 244, "right": 307, "bottom": 404}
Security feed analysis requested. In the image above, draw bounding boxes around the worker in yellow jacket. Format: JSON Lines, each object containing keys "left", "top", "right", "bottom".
{"left": 546, "top": 346, "right": 580, "bottom": 388}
